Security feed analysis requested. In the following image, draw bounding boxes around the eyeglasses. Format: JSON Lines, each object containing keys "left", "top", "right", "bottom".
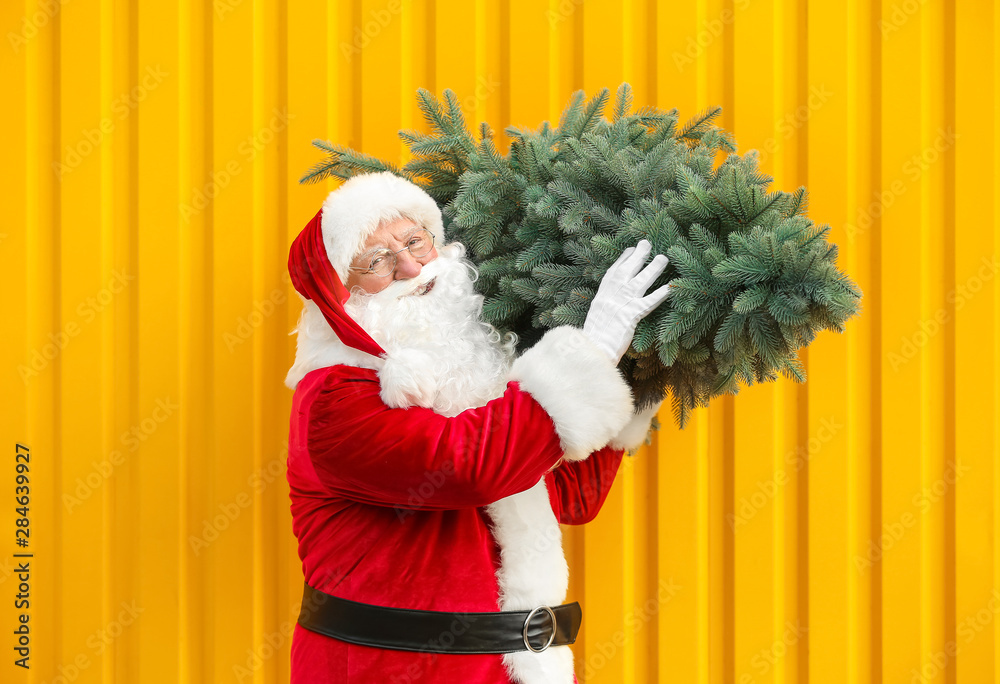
{"left": 347, "top": 228, "right": 436, "bottom": 278}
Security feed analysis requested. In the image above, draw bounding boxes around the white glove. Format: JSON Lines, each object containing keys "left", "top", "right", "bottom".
{"left": 610, "top": 398, "right": 665, "bottom": 453}
{"left": 583, "top": 239, "right": 674, "bottom": 365}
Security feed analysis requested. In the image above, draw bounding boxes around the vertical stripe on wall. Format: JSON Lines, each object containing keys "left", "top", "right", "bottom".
{"left": 0, "top": 1, "right": 994, "bottom": 682}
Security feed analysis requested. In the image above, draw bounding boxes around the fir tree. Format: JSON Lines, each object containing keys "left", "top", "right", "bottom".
{"left": 300, "top": 84, "right": 863, "bottom": 428}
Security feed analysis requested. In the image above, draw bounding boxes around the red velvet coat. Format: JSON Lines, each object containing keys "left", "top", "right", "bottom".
{"left": 286, "top": 364, "right": 628, "bottom": 683}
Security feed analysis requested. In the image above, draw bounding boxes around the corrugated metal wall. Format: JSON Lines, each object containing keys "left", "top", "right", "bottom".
{"left": 1, "top": 0, "right": 995, "bottom": 682}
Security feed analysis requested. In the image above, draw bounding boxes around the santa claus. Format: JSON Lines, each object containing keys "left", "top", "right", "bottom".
{"left": 284, "top": 171, "right": 673, "bottom": 683}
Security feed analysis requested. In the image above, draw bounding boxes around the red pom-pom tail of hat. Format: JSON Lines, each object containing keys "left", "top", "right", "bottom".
{"left": 288, "top": 208, "right": 386, "bottom": 359}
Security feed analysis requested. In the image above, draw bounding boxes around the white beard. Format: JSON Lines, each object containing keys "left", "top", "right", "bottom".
{"left": 344, "top": 243, "right": 517, "bottom": 417}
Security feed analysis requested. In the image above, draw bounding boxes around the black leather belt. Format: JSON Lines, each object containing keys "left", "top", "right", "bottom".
{"left": 297, "top": 582, "right": 582, "bottom": 654}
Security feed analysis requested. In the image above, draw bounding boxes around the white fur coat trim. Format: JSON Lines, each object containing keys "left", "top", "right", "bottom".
{"left": 608, "top": 401, "right": 662, "bottom": 453}
{"left": 284, "top": 297, "right": 383, "bottom": 390}
{"left": 485, "top": 479, "right": 576, "bottom": 684}
{"left": 508, "top": 326, "right": 634, "bottom": 461}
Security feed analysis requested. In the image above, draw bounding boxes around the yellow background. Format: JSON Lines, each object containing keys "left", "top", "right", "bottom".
{"left": 0, "top": 0, "right": 994, "bottom": 682}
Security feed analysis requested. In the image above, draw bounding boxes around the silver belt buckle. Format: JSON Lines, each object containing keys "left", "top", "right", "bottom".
{"left": 522, "top": 605, "right": 558, "bottom": 653}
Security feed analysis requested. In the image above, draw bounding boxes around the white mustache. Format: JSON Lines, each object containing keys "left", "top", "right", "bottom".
{"left": 354, "top": 258, "right": 450, "bottom": 302}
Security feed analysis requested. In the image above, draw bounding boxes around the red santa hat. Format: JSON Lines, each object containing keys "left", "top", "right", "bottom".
{"left": 320, "top": 171, "right": 445, "bottom": 282}
{"left": 287, "top": 171, "right": 445, "bottom": 358}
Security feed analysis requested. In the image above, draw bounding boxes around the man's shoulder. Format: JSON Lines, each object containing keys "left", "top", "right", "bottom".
{"left": 301, "top": 364, "right": 380, "bottom": 391}
{"left": 293, "top": 364, "right": 383, "bottom": 422}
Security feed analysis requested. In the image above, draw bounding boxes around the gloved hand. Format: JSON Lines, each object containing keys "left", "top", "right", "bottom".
{"left": 583, "top": 239, "right": 674, "bottom": 365}
{"left": 610, "top": 397, "right": 666, "bottom": 453}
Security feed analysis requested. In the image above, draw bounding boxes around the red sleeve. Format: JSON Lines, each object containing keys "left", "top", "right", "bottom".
{"left": 303, "top": 366, "right": 565, "bottom": 510}
{"left": 543, "top": 446, "right": 625, "bottom": 525}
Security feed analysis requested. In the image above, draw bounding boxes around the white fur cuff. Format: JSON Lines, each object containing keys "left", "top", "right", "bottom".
{"left": 608, "top": 401, "right": 662, "bottom": 453}
{"left": 508, "top": 326, "right": 634, "bottom": 461}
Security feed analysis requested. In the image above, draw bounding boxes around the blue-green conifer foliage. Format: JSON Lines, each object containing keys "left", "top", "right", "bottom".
{"left": 300, "top": 84, "right": 863, "bottom": 428}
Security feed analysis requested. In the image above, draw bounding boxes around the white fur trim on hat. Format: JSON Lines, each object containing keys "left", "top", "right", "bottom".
{"left": 321, "top": 171, "right": 445, "bottom": 282}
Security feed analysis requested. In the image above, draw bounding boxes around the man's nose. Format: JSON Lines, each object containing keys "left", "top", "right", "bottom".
{"left": 394, "top": 250, "right": 423, "bottom": 280}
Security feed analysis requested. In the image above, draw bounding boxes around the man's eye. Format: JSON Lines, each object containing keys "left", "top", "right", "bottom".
{"left": 370, "top": 256, "right": 385, "bottom": 269}
{"left": 409, "top": 236, "right": 425, "bottom": 248}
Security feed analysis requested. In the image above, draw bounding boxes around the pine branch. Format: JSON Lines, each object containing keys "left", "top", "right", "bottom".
{"left": 298, "top": 140, "right": 398, "bottom": 184}
{"left": 295, "top": 84, "right": 863, "bottom": 427}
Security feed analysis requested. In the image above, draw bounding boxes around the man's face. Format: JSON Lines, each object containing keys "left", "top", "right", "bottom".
{"left": 344, "top": 217, "right": 439, "bottom": 294}
{"left": 342, "top": 239, "right": 516, "bottom": 415}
